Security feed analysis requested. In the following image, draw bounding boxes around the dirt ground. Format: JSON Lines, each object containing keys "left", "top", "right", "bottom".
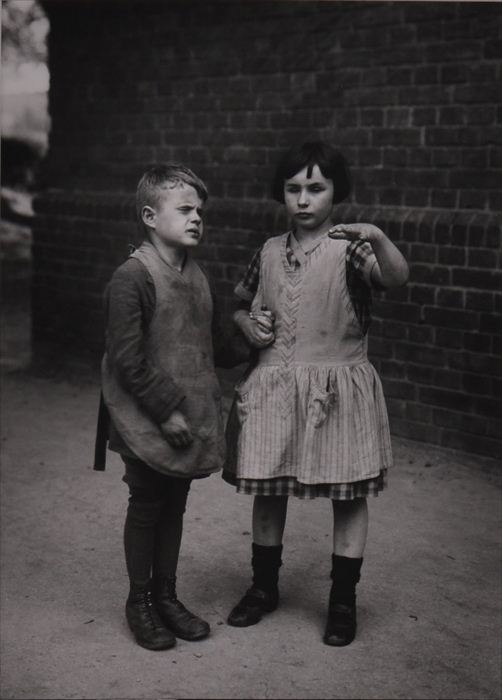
{"left": 0, "top": 364, "right": 501, "bottom": 700}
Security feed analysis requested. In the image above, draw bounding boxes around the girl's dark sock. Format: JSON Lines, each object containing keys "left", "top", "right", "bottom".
{"left": 330, "top": 554, "right": 363, "bottom": 607}
{"left": 251, "top": 542, "right": 283, "bottom": 592}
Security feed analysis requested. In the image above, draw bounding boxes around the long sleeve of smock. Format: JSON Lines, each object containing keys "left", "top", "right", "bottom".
{"left": 104, "top": 258, "right": 186, "bottom": 425}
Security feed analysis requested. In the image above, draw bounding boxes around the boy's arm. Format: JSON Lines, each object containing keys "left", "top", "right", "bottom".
{"left": 105, "top": 260, "right": 186, "bottom": 425}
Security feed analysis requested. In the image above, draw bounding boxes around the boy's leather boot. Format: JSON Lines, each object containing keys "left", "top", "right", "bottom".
{"left": 154, "top": 576, "right": 210, "bottom": 641}
{"left": 323, "top": 554, "right": 362, "bottom": 647}
{"left": 125, "top": 583, "right": 176, "bottom": 650}
{"left": 227, "top": 543, "right": 282, "bottom": 627}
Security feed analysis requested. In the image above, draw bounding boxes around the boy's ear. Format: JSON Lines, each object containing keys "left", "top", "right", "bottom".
{"left": 141, "top": 205, "right": 156, "bottom": 230}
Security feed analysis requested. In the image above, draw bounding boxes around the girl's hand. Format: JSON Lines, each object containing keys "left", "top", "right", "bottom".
{"left": 328, "top": 223, "right": 384, "bottom": 243}
{"left": 160, "top": 409, "right": 193, "bottom": 448}
{"left": 234, "top": 308, "right": 275, "bottom": 349}
{"left": 330, "top": 223, "right": 409, "bottom": 288}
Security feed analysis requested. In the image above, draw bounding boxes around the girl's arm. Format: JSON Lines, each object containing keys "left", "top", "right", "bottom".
{"left": 329, "top": 223, "right": 409, "bottom": 288}
{"left": 233, "top": 302, "right": 275, "bottom": 349}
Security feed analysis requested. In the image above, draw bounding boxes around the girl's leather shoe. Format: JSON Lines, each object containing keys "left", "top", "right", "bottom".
{"left": 323, "top": 602, "right": 356, "bottom": 646}
{"left": 227, "top": 586, "right": 279, "bottom": 627}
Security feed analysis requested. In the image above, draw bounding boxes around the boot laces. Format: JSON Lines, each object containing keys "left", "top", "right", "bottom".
{"left": 143, "top": 589, "right": 164, "bottom": 630}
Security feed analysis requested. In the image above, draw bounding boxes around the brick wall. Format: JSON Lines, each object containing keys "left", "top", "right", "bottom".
{"left": 34, "top": 1, "right": 502, "bottom": 458}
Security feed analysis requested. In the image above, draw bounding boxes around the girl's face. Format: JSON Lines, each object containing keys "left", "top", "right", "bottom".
{"left": 284, "top": 164, "right": 334, "bottom": 235}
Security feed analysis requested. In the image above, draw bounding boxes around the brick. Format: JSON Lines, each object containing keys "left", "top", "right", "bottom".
{"left": 407, "top": 363, "right": 435, "bottom": 385}
{"left": 437, "top": 247, "right": 466, "bottom": 266}
{"left": 449, "top": 350, "right": 502, "bottom": 377}
{"left": 390, "top": 418, "right": 440, "bottom": 444}
{"left": 408, "top": 325, "right": 434, "bottom": 344}
{"left": 406, "top": 403, "right": 432, "bottom": 424}
{"left": 463, "top": 373, "right": 493, "bottom": 396}
{"left": 423, "top": 307, "right": 479, "bottom": 331}
{"left": 410, "top": 285, "right": 435, "bottom": 305}
{"left": 395, "top": 342, "right": 446, "bottom": 367}
{"left": 459, "top": 191, "right": 489, "bottom": 210}
{"left": 411, "top": 265, "right": 451, "bottom": 285}
{"left": 381, "top": 379, "right": 417, "bottom": 400}
{"left": 440, "top": 430, "right": 502, "bottom": 460}
{"left": 432, "top": 408, "right": 488, "bottom": 436}
{"left": 479, "top": 312, "right": 502, "bottom": 335}
{"left": 434, "top": 368, "right": 463, "bottom": 391}
{"left": 468, "top": 248, "right": 499, "bottom": 269}
{"left": 419, "top": 386, "right": 476, "bottom": 412}
{"left": 436, "top": 289, "right": 465, "bottom": 309}
{"left": 412, "top": 107, "right": 437, "bottom": 126}
{"left": 431, "top": 190, "right": 458, "bottom": 209}
{"left": 452, "top": 269, "right": 502, "bottom": 291}
{"left": 464, "top": 332, "right": 493, "bottom": 353}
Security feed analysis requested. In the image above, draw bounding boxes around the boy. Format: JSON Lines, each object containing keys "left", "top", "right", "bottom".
{"left": 95, "top": 164, "right": 247, "bottom": 650}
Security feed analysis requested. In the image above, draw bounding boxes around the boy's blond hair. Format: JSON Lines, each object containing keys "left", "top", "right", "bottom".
{"left": 136, "top": 163, "right": 208, "bottom": 228}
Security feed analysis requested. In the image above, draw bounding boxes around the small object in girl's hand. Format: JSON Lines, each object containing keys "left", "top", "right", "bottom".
{"left": 249, "top": 312, "right": 256, "bottom": 320}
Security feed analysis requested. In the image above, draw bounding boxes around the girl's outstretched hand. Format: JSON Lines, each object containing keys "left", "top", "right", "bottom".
{"left": 328, "top": 223, "right": 383, "bottom": 243}
{"left": 329, "top": 222, "right": 409, "bottom": 288}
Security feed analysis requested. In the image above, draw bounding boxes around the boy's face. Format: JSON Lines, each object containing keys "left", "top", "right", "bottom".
{"left": 284, "top": 164, "right": 334, "bottom": 233}
{"left": 143, "top": 183, "right": 204, "bottom": 250}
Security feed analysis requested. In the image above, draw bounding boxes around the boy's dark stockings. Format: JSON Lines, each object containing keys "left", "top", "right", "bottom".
{"left": 227, "top": 543, "right": 283, "bottom": 627}
{"left": 124, "top": 485, "right": 189, "bottom": 588}
{"left": 123, "top": 480, "right": 208, "bottom": 644}
{"left": 324, "top": 554, "right": 363, "bottom": 647}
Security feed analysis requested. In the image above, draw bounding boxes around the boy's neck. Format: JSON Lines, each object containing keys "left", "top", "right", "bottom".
{"left": 150, "top": 238, "right": 186, "bottom": 271}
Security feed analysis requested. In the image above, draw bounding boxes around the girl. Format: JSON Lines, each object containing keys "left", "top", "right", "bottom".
{"left": 222, "top": 141, "right": 409, "bottom": 646}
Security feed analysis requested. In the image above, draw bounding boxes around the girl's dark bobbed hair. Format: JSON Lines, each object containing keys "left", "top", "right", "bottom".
{"left": 271, "top": 141, "right": 351, "bottom": 204}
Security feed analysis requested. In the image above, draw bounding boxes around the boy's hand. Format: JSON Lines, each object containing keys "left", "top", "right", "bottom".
{"left": 328, "top": 223, "right": 384, "bottom": 243}
{"left": 235, "top": 308, "right": 275, "bottom": 349}
{"left": 160, "top": 409, "right": 193, "bottom": 448}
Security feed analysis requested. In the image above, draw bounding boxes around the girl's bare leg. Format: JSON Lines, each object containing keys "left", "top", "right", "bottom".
{"left": 253, "top": 495, "right": 288, "bottom": 546}
{"left": 332, "top": 497, "right": 368, "bottom": 557}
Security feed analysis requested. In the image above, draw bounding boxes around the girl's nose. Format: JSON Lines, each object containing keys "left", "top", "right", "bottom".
{"left": 298, "top": 189, "right": 309, "bottom": 207}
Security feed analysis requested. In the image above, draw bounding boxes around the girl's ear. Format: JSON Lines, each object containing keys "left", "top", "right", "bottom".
{"left": 141, "top": 205, "right": 156, "bottom": 229}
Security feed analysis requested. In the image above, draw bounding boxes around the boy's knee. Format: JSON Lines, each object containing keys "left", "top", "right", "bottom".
{"left": 127, "top": 488, "right": 165, "bottom": 525}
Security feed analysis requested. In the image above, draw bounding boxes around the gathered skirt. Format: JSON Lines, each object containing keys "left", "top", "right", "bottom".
{"left": 224, "top": 360, "right": 393, "bottom": 492}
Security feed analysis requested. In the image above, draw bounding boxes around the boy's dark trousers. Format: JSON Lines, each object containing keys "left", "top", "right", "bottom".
{"left": 122, "top": 457, "right": 209, "bottom": 649}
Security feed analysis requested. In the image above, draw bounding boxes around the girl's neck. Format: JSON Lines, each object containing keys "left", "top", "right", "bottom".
{"left": 294, "top": 222, "right": 332, "bottom": 248}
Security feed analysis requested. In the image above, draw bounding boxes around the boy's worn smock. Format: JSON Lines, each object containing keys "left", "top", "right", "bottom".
{"left": 102, "top": 241, "right": 225, "bottom": 478}
{"left": 224, "top": 232, "right": 393, "bottom": 497}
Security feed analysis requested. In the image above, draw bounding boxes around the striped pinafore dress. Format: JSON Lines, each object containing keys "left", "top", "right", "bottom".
{"left": 223, "top": 232, "right": 392, "bottom": 499}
